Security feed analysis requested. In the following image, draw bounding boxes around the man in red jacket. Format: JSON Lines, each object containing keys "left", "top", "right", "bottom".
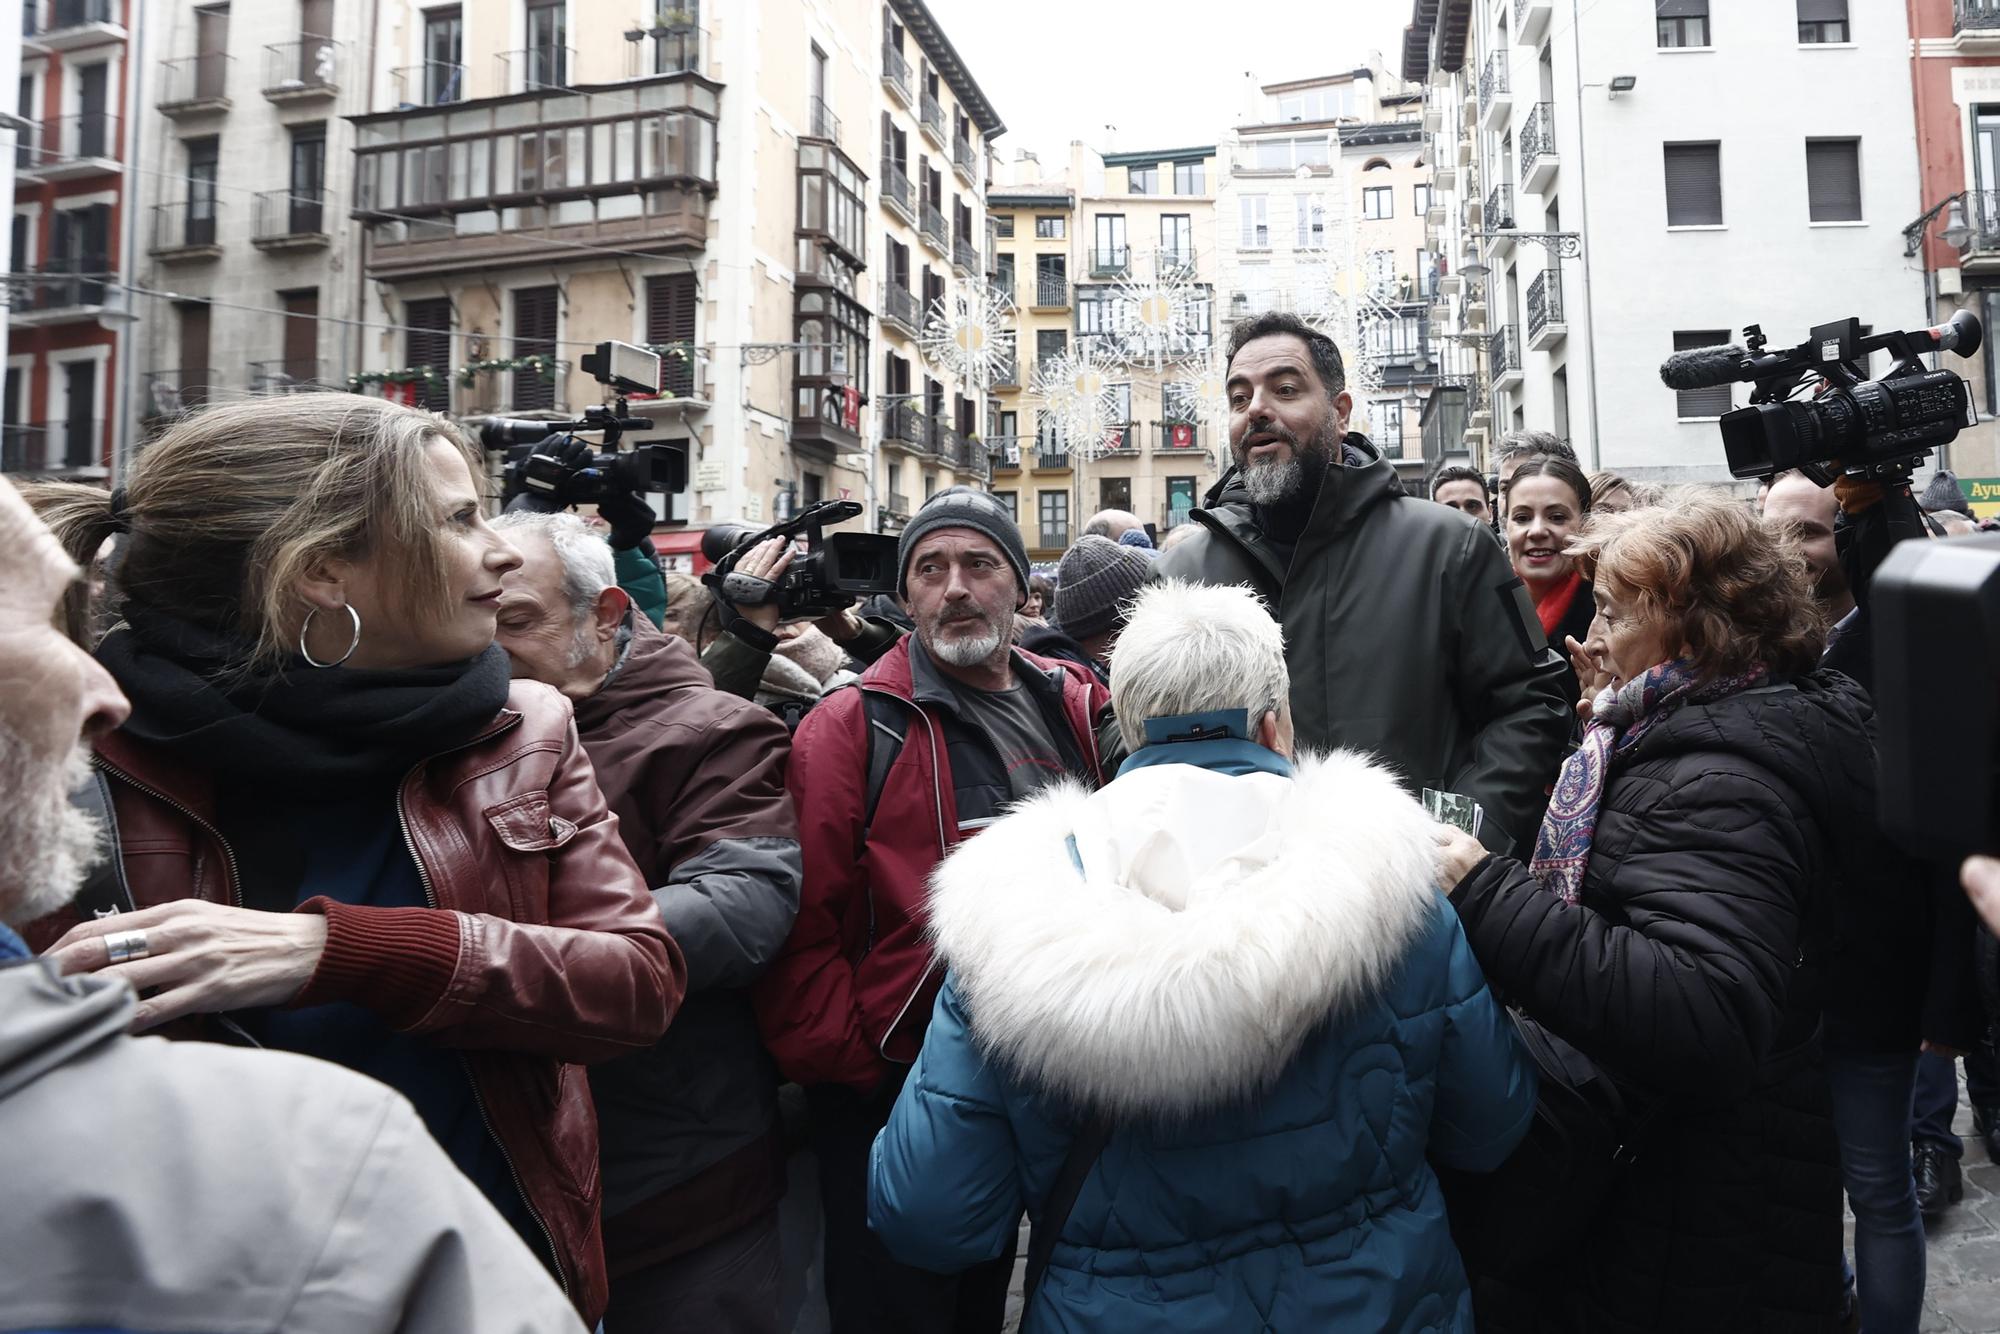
{"left": 754, "top": 487, "right": 1117, "bottom": 1334}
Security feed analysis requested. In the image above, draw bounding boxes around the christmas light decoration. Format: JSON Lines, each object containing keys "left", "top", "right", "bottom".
{"left": 920, "top": 278, "right": 1019, "bottom": 394}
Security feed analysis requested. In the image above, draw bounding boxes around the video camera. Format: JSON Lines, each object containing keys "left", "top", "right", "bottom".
{"left": 700, "top": 499, "right": 901, "bottom": 620}
{"left": 479, "top": 340, "right": 687, "bottom": 507}
{"left": 1659, "top": 311, "right": 1983, "bottom": 483}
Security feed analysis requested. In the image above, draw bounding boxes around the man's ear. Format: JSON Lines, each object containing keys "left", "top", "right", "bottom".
{"left": 593, "top": 585, "right": 631, "bottom": 641}
{"left": 1333, "top": 389, "right": 1355, "bottom": 436}
{"left": 1256, "top": 707, "right": 1294, "bottom": 759}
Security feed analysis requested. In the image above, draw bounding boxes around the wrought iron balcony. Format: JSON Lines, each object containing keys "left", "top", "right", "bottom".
{"left": 882, "top": 282, "right": 920, "bottom": 337}
{"left": 1491, "top": 323, "right": 1522, "bottom": 388}
{"left": 1478, "top": 50, "right": 1510, "bottom": 127}
{"left": 141, "top": 369, "right": 218, "bottom": 426}
{"left": 1097, "top": 421, "right": 1138, "bottom": 454}
{"left": 881, "top": 160, "right": 915, "bottom": 222}
{"left": 158, "top": 55, "right": 231, "bottom": 113}
{"left": 1088, "top": 246, "right": 1130, "bottom": 278}
{"left": 1486, "top": 183, "right": 1515, "bottom": 231}
{"left": 1037, "top": 520, "right": 1070, "bottom": 547}
{"left": 935, "top": 421, "right": 964, "bottom": 461}
{"left": 149, "top": 201, "right": 223, "bottom": 258}
{"left": 953, "top": 134, "right": 975, "bottom": 182}
{"left": 496, "top": 45, "right": 577, "bottom": 94}
{"left": 1032, "top": 444, "right": 1071, "bottom": 472}
{"left": 919, "top": 91, "right": 945, "bottom": 145}
{"left": 881, "top": 42, "right": 913, "bottom": 105}
{"left": 628, "top": 0, "right": 701, "bottom": 76}
{"left": 880, "top": 395, "right": 931, "bottom": 454}
{"left": 953, "top": 237, "right": 979, "bottom": 275}
{"left": 31, "top": 0, "right": 123, "bottom": 47}
{"left": 0, "top": 420, "right": 99, "bottom": 472}
{"left": 1156, "top": 246, "right": 1195, "bottom": 276}
{"left": 1520, "top": 102, "right": 1557, "bottom": 194}
{"left": 248, "top": 360, "right": 330, "bottom": 393}
{"left": 264, "top": 38, "right": 340, "bottom": 100}
{"left": 17, "top": 113, "right": 120, "bottom": 178}
{"left": 1527, "top": 267, "right": 1566, "bottom": 349}
{"left": 1956, "top": 190, "right": 2000, "bottom": 273}
{"left": 919, "top": 201, "right": 949, "bottom": 253}
{"left": 10, "top": 258, "right": 113, "bottom": 321}
{"left": 1156, "top": 420, "right": 1201, "bottom": 453}
{"left": 253, "top": 190, "right": 330, "bottom": 247}
{"left": 989, "top": 435, "right": 1022, "bottom": 469}
{"left": 1034, "top": 276, "right": 1069, "bottom": 309}
{"left": 991, "top": 348, "right": 1019, "bottom": 388}
{"left": 390, "top": 61, "right": 465, "bottom": 106}
{"left": 809, "top": 95, "right": 841, "bottom": 144}
{"left": 1957, "top": 0, "right": 2000, "bottom": 33}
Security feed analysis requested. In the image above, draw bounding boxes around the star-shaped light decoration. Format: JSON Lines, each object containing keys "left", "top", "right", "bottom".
{"left": 1162, "top": 344, "right": 1230, "bottom": 444}
{"left": 920, "top": 278, "right": 1019, "bottom": 395}
{"left": 1030, "top": 339, "right": 1126, "bottom": 460}
{"left": 1104, "top": 253, "right": 1211, "bottom": 373}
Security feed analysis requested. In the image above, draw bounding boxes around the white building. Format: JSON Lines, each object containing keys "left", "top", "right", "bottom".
{"left": 1409, "top": 0, "right": 1926, "bottom": 485}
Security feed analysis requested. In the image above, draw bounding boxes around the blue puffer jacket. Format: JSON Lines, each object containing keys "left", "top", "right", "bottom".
{"left": 868, "top": 743, "right": 1536, "bottom": 1333}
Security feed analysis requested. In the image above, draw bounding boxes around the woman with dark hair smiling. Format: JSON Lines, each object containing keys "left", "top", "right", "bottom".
{"left": 1504, "top": 456, "right": 1596, "bottom": 711}
{"left": 1435, "top": 495, "right": 1866, "bottom": 1333}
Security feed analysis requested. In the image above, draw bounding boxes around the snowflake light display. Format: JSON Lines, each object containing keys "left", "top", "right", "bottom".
{"left": 1030, "top": 340, "right": 1125, "bottom": 460}
{"left": 1104, "top": 254, "right": 1211, "bottom": 372}
{"left": 1290, "top": 248, "right": 1402, "bottom": 405}
{"left": 1162, "top": 346, "right": 1231, "bottom": 439}
{"left": 920, "top": 278, "right": 1018, "bottom": 395}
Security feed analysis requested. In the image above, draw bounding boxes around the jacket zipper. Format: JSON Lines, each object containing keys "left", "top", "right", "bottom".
{"left": 91, "top": 756, "right": 243, "bottom": 908}
{"left": 390, "top": 719, "right": 569, "bottom": 1301}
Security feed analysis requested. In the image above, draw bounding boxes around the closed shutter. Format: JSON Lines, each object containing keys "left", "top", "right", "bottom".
{"left": 1663, "top": 143, "right": 1722, "bottom": 225}
{"left": 1673, "top": 330, "right": 1732, "bottom": 419}
{"left": 512, "top": 286, "right": 560, "bottom": 410}
{"left": 1805, "top": 139, "right": 1862, "bottom": 222}
{"left": 1796, "top": 0, "right": 1846, "bottom": 19}
{"left": 1657, "top": 0, "right": 1707, "bottom": 14}
{"left": 405, "top": 298, "right": 453, "bottom": 411}
{"left": 646, "top": 273, "right": 697, "bottom": 396}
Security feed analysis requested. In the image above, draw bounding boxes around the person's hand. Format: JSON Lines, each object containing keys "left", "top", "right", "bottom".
{"left": 1433, "top": 824, "right": 1488, "bottom": 895}
{"left": 1963, "top": 854, "right": 2000, "bottom": 937}
{"left": 595, "top": 490, "right": 659, "bottom": 552}
{"left": 816, "top": 605, "right": 865, "bottom": 642}
{"left": 729, "top": 538, "right": 795, "bottom": 633}
{"left": 1566, "top": 634, "right": 1610, "bottom": 725}
{"left": 47, "top": 900, "right": 328, "bottom": 1033}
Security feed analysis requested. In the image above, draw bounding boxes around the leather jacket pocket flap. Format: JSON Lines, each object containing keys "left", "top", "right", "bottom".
{"left": 485, "top": 792, "right": 579, "bottom": 852}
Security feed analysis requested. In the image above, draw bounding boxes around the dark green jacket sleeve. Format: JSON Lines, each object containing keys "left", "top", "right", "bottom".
{"left": 700, "top": 630, "right": 772, "bottom": 701}
{"left": 614, "top": 543, "right": 668, "bottom": 629}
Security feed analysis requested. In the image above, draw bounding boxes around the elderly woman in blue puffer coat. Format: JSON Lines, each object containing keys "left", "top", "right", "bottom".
{"left": 866, "top": 582, "right": 1536, "bottom": 1333}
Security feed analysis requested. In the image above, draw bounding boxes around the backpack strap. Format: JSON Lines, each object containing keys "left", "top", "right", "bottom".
{"left": 69, "top": 767, "right": 135, "bottom": 919}
{"left": 861, "top": 689, "right": 909, "bottom": 839}
{"left": 1022, "top": 1118, "right": 1112, "bottom": 1321}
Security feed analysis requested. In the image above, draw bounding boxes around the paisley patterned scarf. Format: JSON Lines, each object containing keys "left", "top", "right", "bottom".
{"left": 1530, "top": 658, "right": 1768, "bottom": 904}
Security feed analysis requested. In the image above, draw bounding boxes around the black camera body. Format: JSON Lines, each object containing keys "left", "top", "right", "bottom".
{"left": 1660, "top": 311, "right": 1982, "bottom": 484}
{"left": 701, "top": 500, "right": 901, "bottom": 620}
{"left": 478, "top": 340, "right": 688, "bottom": 506}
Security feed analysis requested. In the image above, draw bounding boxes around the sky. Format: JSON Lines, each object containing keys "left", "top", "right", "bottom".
{"left": 925, "top": 0, "right": 1416, "bottom": 165}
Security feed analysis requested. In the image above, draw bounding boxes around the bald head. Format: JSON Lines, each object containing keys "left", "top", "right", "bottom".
{"left": 1082, "top": 509, "right": 1141, "bottom": 540}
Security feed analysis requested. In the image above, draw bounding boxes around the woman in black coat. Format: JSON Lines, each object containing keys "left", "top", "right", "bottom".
{"left": 1434, "top": 495, "right": 1859, "bottom": 1333}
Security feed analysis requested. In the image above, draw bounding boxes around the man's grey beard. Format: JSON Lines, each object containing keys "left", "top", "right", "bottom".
{"left": 924, "top": 606, "right": 1011, "bottom": 668}
{"left": 0, "top": 726, "right": 104, "bottom": 928}
{"left": 1242, "top": 456, "right": 1305, "bottom": 505}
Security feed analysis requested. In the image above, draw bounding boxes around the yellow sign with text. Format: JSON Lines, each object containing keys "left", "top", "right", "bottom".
{"left": 1962, "top": 478, "right": 2000, "bottom": 519}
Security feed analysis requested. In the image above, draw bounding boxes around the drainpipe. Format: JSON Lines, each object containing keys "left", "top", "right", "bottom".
{"left": 112, "top": 0, "right": 146, "bottom": 482}
{"left": 353, "top": 0, "right": 381, "bottom": 383}
{"left": 1569, "top": 0, "right": 1602, "bottom": 472}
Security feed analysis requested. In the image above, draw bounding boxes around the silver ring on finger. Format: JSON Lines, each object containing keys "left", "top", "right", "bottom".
{"left": 103, "top": 929, "right": 152, "bottom": 964}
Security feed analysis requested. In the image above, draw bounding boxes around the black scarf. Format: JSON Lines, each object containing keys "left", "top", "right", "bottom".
{"left": 98, "top": 600, "right": 513, "bottom": 791}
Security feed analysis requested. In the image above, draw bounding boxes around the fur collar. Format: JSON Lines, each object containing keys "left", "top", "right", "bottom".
{"left": 926, "top": 751, "right": 1441, "bottom": 1119}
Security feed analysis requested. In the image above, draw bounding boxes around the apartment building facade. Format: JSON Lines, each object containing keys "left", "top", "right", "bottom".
{"left": 10, "top": 0, "right": 134, "bottom": 480}
{"left": 1410, "top": 0, "right": 1925, "bottom": 486}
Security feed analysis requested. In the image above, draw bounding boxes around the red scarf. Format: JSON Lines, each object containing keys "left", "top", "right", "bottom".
{"left": 1532, "top": 569, "right": 1583, "bottom": 638}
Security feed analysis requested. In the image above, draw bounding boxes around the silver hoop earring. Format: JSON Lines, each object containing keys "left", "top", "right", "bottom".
{"left": 299, "top": 604, "right": 362, "bottom": 668}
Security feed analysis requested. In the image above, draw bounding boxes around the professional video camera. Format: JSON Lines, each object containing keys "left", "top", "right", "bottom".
{"left": 700, "top": 499, "right": 901, "bottom": 620}
{"left": 1658, "top": 310, "right": 1983, "bottom": 483}
{"left": 479, "top": 340, "right": 687, "bottom": 507}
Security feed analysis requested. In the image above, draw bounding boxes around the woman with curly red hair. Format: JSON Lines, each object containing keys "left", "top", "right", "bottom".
{"left": 1435, "top": 494, "right": 1865, "bottom": 1333}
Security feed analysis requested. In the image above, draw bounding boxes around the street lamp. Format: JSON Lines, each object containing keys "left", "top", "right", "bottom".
{"left": 1903, "top": 192, "right": 1973, "bottom": 259}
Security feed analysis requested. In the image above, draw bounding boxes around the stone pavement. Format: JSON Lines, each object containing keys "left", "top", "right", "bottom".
{"left": 1911, "top": 1073, "right": 2000, "bottom": 1334}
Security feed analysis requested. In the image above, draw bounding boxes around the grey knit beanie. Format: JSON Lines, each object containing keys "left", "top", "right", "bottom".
{"left": 1053, "top": 535, "right": 1152, "bottom": 641}
{"left": 1919, "top": 470, "right": 1973, "bottom": 517}
{"left": 896, "top": 486, "right": 1032, "bottom": 601}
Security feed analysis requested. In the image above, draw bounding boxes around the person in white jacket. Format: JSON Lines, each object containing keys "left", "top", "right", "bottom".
{"left": 0, "top": 474, "right": 584, "bottom": 1334}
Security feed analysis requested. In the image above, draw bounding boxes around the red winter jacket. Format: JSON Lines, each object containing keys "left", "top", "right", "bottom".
{"left": 26, "top": 681, "right": 683, "bottom": 1324}
{"left": 752, "top": 638, "right": 1112, "bottom": 1091}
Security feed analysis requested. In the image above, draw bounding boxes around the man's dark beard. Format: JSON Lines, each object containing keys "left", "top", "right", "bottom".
{"left": 1237, "top": 417, "right": 1343, "bottom": 504}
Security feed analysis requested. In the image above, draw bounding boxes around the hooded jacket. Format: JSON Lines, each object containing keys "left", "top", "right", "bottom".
{"left": 24, "top": 680, "right": 681, "bottom": 1323}
{"left": 751, "top": 637, "right": 1113, "bottom": 1092}
{"left": 867, "top": 747, "right": 1536, "bottom": 1333}
{"left": 1449, "top": 673, "right": 1866, "bottom": 1332}
{"left": 0, "top": 932, "right": 586, "bottom": 1333}
{"left": 570, "top": 626, "right": 803, "bottom": 1272}
{"left": 1151, "top": 437, "right": 1572, "bottom": 854}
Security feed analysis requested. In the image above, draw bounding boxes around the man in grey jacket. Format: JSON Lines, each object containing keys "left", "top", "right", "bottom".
{"left": 0, "top": 476, "right": 583, "bottom": 1334}
{"left": 1152, "top": 312, "right": 1571, "bottom": 853}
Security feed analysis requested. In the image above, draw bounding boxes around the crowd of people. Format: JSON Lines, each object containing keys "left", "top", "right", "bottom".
{"left": 0, "top": 310, "right": 1997, "bottom": 1334}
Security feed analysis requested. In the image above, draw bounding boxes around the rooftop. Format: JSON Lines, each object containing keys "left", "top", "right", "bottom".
{"left": 890, "top": 0, "right": 1006, "bottom": 137}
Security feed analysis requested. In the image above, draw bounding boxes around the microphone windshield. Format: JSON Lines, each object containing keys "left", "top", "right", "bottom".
{"left": 1659, "top": 343, "right": 1749, "bottom": 392}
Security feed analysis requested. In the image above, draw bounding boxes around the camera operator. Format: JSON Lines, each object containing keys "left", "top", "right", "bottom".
{"left": 489, "top": 511, "right": 803, "bottom": 1334}
{"left": 1762, "top": 469, "right": 1987, "bottom": 1323}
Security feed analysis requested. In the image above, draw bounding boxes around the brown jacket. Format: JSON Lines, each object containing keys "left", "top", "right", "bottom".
{"left": 29, "top": 680, "right": 683, "bottom": 1324}
{"left": 574, "top": 625, "right": 802, "bottom": 1271}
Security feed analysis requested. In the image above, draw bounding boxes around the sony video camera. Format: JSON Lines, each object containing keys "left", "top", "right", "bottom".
{"left": 480, "top": 340, "right": 687, "bottom": 507}
{"left": 701, "top": 500, "right": 901, "bottom": 620}
{"left": 1658, "top": 310, "right": 1983, "bottom": 483}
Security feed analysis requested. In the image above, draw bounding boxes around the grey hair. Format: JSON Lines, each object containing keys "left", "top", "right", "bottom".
{"left": 490, "top": 510, "right": 619, "bottom": 621}
{"left": 1108, "top": 581, "right": 1289, "bottom": 753}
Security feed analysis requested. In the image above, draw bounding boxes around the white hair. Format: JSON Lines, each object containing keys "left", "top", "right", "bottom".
{"left": 1108, "top": 581, "right": 1288, "bottom": 752}
{"left": 490, "top": 511, "right": 621, "bottom": 666}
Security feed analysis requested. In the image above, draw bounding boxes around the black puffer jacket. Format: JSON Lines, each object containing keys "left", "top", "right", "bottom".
{"left": 1450, "top": 672, "right": 1867, "bottom": 1334}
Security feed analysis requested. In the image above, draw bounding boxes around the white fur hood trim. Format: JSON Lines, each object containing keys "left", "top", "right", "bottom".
{"left": 926, "top": 752, "right": 1443, "bottom": 1119}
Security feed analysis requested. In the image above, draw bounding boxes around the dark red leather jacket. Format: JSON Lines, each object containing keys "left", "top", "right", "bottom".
{"left": 29, "top": 680, "right": 684, "bottom": 1323}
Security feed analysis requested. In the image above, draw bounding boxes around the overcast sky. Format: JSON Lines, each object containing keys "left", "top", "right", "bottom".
{"left": 926, "top": 0, "right": 1415, "bottom": 164}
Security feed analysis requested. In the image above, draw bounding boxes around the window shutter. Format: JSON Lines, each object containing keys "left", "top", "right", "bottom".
{"left": 405, "top": 298, "right": 453, "bottom": 411}
{"left": 1662, "top": 143, "right": 1723, "bottom": 226}
{"left": 1673, "top": 329, "right": 1732, "bottom": 419}
{"left": 1797, "top": 0, "right": 1846, "bottom": 20}
{"left": 646, "top": 273, "right": 697, "bottom": 395}
{"left": 512, "top": 286, "right": 560, "bottom": 410}
{"left": 1657, "top": 0, "right": 1708, "bottom": 15}
{"left": 1805, "top": 139, "right": 1862, "bottom": 222}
